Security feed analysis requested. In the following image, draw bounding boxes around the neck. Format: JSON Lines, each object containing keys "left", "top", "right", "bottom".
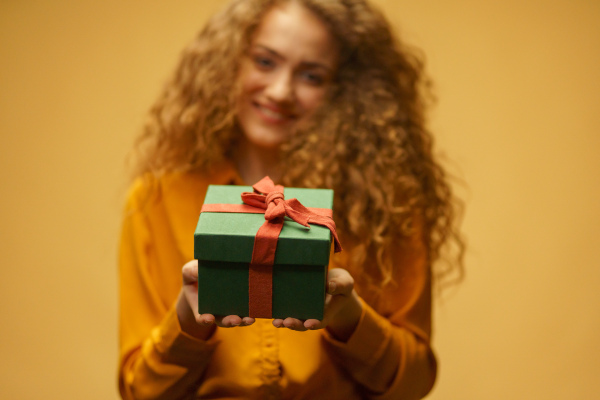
{"left": 233, "top": 138, "right": 282, "bottom": 185}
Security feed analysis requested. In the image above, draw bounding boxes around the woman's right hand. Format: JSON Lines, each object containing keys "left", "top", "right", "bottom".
{"left": 176, "top": 260, "right": 255, "bottom": 340}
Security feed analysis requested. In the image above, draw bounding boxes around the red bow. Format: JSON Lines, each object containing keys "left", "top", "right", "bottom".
{"left": 241, "top": 176, "right": 342, "bottom": 267}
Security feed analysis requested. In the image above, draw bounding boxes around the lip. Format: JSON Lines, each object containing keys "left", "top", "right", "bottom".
{"left": 252, "top": 101, "right": 297, "bottom": 124}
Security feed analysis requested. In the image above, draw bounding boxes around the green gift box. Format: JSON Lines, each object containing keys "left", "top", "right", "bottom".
{"left": 194, "top": 182, "right": 337, "bottom": 320}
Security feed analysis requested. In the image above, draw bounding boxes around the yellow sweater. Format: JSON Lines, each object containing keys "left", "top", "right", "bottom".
{"left": 118, "top": 165, "right": 437, "bottom": 400}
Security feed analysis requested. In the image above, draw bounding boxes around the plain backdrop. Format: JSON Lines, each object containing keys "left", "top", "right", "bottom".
{"left": 1, "top": 1, "right": 599, "bottom": 398}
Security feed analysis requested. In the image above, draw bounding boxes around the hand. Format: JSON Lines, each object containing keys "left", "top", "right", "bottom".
{"left": 176, "top": 260, "right": 255, "bottom": 340}
{"left": 272, "top": 268, "right": 363, "bottom": 342}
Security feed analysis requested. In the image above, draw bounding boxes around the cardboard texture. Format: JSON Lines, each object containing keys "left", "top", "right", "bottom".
{"left": 194, "top": 184, "right": 334, "bottom": 320}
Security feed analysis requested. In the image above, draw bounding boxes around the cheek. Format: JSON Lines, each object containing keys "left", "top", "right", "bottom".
{"left": 297, "top": 88, "right": 327, "bottom": 113}
{"left": 238, "top": 65, "right": 263, "bottom": 96}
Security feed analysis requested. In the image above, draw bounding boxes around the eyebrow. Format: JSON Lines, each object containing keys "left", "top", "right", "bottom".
{"left": 253, "top": 44, "right": 335, "bottom": 73}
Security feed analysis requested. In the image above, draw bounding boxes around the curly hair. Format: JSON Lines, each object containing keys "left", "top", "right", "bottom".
{"left": 130, "top": 0, "right": 465, "bottom": 294}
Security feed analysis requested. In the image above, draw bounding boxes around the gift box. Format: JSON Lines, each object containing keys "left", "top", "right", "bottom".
{"left": 194, "top": 178, "right": 341, "bottom": 320}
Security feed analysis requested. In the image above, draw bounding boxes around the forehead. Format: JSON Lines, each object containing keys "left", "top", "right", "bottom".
{"left": 252, "top": 2, "right": 339, "bottom": 66}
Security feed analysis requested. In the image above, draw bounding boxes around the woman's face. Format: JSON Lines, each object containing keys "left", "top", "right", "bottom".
{"left": 236, "top": 1, "right": 339, "bottom": 149}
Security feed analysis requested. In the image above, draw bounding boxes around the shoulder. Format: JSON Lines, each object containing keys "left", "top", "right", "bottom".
{"left": 122, "top": 174, "right": 159, "bottom": 216}
{"left": 124, "top": 163, "right": 241, "bottom": 215}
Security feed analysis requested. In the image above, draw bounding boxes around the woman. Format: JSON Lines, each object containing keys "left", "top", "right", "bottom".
{"left": 119, "top": 0, "right": 464, "bottom": 399}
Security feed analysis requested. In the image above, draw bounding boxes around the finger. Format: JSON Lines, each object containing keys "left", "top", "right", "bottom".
{"left": 241, "top": 317, "right": 255, "bottom": 326}
{"left": 217, "top": 315, "right": 244, "bottom": 328}
{"left": 282, "top": 318, "right": 308, "bottom": 331}
{"left": 272, "top": 319, "right": 285, "bottom": 328}
{"left": 327, "top": 268, "right": 354, "bottom": 296}
{"left": 182, "top": 284, "right": 200, "bottom": 315}
{"left": 182, "top": 260, "right": 199, "bottom": 284}
{"left": 196, "top": 313, "right": 216, "bottom": 325}
{"left": 303, "top": 319, "right": 323, "bottom": 330}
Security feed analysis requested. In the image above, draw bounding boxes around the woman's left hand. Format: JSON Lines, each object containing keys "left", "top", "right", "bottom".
{"left": 272, "top": 268, "right": 363, "bottom": 341}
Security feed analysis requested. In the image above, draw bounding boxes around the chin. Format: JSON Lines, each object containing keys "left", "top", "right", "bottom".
{"left": 244, "top": 128, "right": 289, "bottom": 150}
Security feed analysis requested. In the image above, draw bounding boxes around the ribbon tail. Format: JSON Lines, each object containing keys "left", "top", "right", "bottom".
{"left": 286, "top": 199, "right": 342, "bottom": 253}
{"left": 307, "top": 215, "right": 343, "bottom": 253}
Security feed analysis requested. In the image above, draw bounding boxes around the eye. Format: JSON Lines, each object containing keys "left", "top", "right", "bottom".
{"left": 253, "top": 55, "right": 275, "bottom": 70}
{"left": 299, "top": 70, "right": 326, "bottom": 86}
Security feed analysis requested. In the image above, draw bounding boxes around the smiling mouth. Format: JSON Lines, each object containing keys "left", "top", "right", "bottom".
{"left": 254, "top": 102, "right": 296, "bottom": 122}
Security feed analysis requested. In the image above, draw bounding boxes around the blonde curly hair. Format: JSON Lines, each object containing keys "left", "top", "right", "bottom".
{"left": 130, "top": 0, "right": 465, "bottom": 295}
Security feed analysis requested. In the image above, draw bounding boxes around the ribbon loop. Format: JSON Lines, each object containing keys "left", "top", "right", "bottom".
{"left": 240, "top": 192, "right": 268, "bottom": 210}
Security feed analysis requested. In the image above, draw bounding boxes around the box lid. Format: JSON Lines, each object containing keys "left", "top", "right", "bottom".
{"left": 194, "top": 184, "right": 334, "bottom": 265}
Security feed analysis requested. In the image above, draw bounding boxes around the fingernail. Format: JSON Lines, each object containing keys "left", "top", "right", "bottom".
{"left": 328, "top": 281, "right": 337, "bottom": 294}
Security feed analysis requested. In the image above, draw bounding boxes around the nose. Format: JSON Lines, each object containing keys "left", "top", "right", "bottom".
{"left": 264, "top": 70, "right": 295, "bottom": 104}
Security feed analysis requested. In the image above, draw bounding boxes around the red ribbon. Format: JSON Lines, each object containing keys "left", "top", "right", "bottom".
{"left": 200, "top": 176, "right": 342, "bottom": 318}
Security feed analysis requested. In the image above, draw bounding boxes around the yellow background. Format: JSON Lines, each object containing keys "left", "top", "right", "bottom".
{"left": 1, "top": 1, "right": 599, "bottom": 398}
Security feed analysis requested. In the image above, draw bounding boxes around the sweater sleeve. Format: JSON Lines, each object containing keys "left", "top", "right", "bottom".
{"left": 118, "top": 179, "right": 218, "bottom": 400}
{"left": 322, "top": 227, "right": 437, "bottom": 400}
